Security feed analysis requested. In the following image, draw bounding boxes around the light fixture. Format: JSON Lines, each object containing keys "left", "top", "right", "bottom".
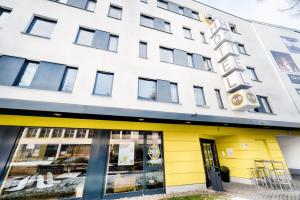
{"left": 185, "top": 121, "right": 191, "bottom": 124}
{"left": 53, "top": 113, "right": 62, "bottom": 117}
{"left": 138, "top": 118, "right": 144, "bottom": 121}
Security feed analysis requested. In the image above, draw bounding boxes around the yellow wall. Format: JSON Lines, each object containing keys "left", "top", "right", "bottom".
{"left": 0, "top": 115, "right": 293, "bottom": 187}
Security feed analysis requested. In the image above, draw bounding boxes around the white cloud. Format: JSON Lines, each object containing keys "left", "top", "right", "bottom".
{"left": 197, "top": 0, "right": 300, "bottom": 30}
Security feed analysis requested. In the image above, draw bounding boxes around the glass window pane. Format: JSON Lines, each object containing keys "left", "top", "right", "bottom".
{"left": 200, "top": 32, "right": 206, "bottom": 43}
{"left": 60, "top": 68, "right": 77, "bottom": 92}
{"left": 261, "top": 97, "right": 272, "bottom": 114}
{"left": 187, "top": 54, "right": 194, "bottom": 67}
{"left": 86, "top": 0, "right": 96, "bottom": 11}
{"left": 76, "top": 28, "right": 94, "bottom": 46}
{"left": 52, "top": 128, "right": 63, "bottom": 138}
{"left": 108, "top": 35, "right": 118, "bottom": 52}
{"left": 194, "top": 87, "right": 206, "bottom": 106}
{"left": 108, "top": 6, "right": 122, "bottom": 19}
{"left": 64, "top": 128, "right": 76, "bottom": 138}
{"left": 0, "top": 9, "right": 11, "bottom": 28}
{"left": 0, "top": 128, "right": 92, "bottom": 199}
{"left": 247, "top": 67, "right": 258, "bottom": 80}
{"left": 192, "top": 11, "right": 199, "bottom": 20}
{"left": 178, "top": 7, "right": 184, "bottom": 14}
{"left": 18, "top": 62, "right": 39, "bottom": 87}
{"left": 160, "top": 47, "right": 173, "bottom": 63}
{"left": 94, "top": 72, "right": 114, "bottom": 96}
{"left": 27, "top": 17, "right": 56, "bottom": 38}
{"left": 203, "top": 57, "right": 213, "bottom": 71}
{"left": 164, "top": 22, "right": 171, "bottom": 32}
{"left": 39, "top": 128, "right": 51, "bottom": 138}
{"left": 215, "top": 89, "right": 224, "bottom": 109}
{"left": 140, "top": 15, "right": 154, "bottom": 28}
{"left": 138, "top": 79, "right": 157, "bottom": 100}
{"left": 170, "top": 83, "right": 178, "bottom": 103}
{"left": 183, "top": 28, "right": 192, "bottom": 39}
{"left": 157, "top": 0, "right": 168, "bottom": 9}
{"left": 139, "top": 42, "right": 147, "bottom": 58}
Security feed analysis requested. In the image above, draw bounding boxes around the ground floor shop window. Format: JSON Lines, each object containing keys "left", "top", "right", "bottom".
{"left": 0, "top": 127, "right": 94, "bottom": 200}
{"left": 104, "top": 131, "right": 164, "bottom": 196}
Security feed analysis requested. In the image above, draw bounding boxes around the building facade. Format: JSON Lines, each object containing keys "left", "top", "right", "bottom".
{"left": 0, "top": 0, "right": 299, "bottom": 199}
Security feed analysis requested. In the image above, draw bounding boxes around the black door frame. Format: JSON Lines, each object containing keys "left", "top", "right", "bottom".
{"left": 199, "top": 139, "right": 220, "bottom": 188}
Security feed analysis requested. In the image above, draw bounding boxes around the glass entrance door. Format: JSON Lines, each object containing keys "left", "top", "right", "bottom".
{"left": 104, "top": 131, "right": 164, "bottom": 198}
{"left": 200, "top": 139, "right": 220, "bottom": 187}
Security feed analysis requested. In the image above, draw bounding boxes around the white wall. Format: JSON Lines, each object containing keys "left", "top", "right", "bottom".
{"left": 0, "top": 0, "right": 299, "bottom": 124}
{"left": 277, "top": 135, "right": 300, "bottom": 173}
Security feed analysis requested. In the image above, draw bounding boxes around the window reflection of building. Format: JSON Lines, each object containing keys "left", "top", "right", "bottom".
{"left": 0, "top": 127, "right": 94, "bottom": 200}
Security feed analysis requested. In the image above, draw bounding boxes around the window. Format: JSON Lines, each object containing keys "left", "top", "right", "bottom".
{"left": 215, "top": 89, "right": 225, "bottom": 109}
{"left": 93, "top": 72, "right": 114, "bottom": 96}
{"left": 39, "top": 128, "right": 51, "bottom": 138}
{"left": 75, "top": 27, "right": 118, "bottom": 52}
{"left": 108, "top": 35, "right": 119, "bottom": 52}
{"left": 187, "top": 53, "right": 194, "bottom": 68}
{"left": 236, "top": 43, "right": 247, "bottom": 55}
{"left": 247, "top": 67, "right": 259, "bottom": 81}
{"left": 108, "top": 5, "right": 122, "bottom": 20}
{"left": 194, "top": 86, "right": 206, "bottom": 106}
{"left": 139, "top": 41, "right": 148, "bottom": 58}
{"left": 141, "top": 0, "right": 148, "bottom": 3}
{"left": 140, "top": 14, "right": 170, "bottom": 33}
{"left": 138, "top": 78, "right": 157, "bottom": 100}
{"left": 52, "top": 128, "right": 63, "bottom": 138}
{"left": 254, "top": 96, "right": 273, "bottom": 114}
{"left": 60, "top": 67, "right": 77, "bottom": 92}
{"left": 296, "top": 89, "right": 300, "bottom": 96}
{"left": 170, "top": 83, "right": 179, "bottom": 103}
{"left": 178, "top": 6, "right": 184, "bottom": 14}
{"left": 157, "top": 0, "right": 168, "bottom": 9}
{"left": 160, "top": 47, "right": 174, "bottom": 63}
{"left": 203, "top": 57, "right": 213, "bottom": 71}
{"left": 25, "top": 16, "right": 57, "bottom": 38}
{"left": 0, "top": 7, "right": 11, "bottom": 28}
{"left": 229, "top": 24, "right": 237, "bottom": 33}
{"left": 200, "top": 32, "right": 207, "bottom": 43}
{"left": 52, "top": 0, "right": 97, "bottom": 11}
{"left": 75, "top": 27, "right": 95, "bottom": 46}
{"left": 183, "top": 27, "right": 192, "bottom": 39}
{"left": 76, "top": 129, "right": 87, "bottom": 138}
{"left": 64, "top": 128, "right": 75, "bottom": 138}
{"left": 140, "top": 15, "right": 154, "bottom": 28}
{"left": 192, "top": 11, "right": 199, "bottom": 20}
{"left": 17, "top": 61, "right": 39, "bottom": 87}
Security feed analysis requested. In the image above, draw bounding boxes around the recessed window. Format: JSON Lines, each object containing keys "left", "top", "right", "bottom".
{"left": 108, "top": 35, "right": 119, "bottom": 52}
{"left": 183, "top": 27, "right": 192, "bottom": 39}
{"left": 296, "top": 89, "right": 300, "bottom": 96}
{"left": 229, "top": 24, "right": 238, "bottom": 33}
{"left": 187, "top": 53, "right": 194, "bottom": 68}
{"left": 139, "top": 41, "right": 148, "bottom": 58}
{"left": 170, "top": 83, "right": 179, "bottom": 103}
{"left": 17, "top": 61, "right": 39, "bottom": 87}
{"left": 141, "top": 0, "right": 147, "bottom": 3}
{"left": 192, "top": 11, "right": 199, "bottom": 20}
{"left": 39, "top": 128, "right": 51, "bottom": 138}
{"left": 247, "top": 67, "right": 259, "bottom": 81}
{"left": 138, "top": 78, "right": 157, "bottom": 100}
{"left": 86, "top": 0, "right": 97, "bottom": 11}
{"left": 160, "top": 47, "right": 174, "bottom": 63}
{"left": 0, "top": 7, "right": 11, "bottom": 28}
{"left": 194, "top": 86, "right": 206, "bottom": 106}
{"left": 75, "top": 27, "right": 95, "bottom": 46}
{"left": 178, "top": 6, "right": 184, "bottom": 14}
{"left": 215, "top": 89, "right": 225, "bottom": 109}
{"left": 236, "top": 43, "right": 247, "bottom": 55}
{"left": 164, "top": 21, "right": 171, "bottom": 32}
{"left": 140, "top": 15, "right": 154, "bottom": 28}
{"left": 52, "top": 0, "right": 97, "bottom": 11}
{"left": 157, "top": 0, "right": 168, "bottom": 9}
{"left": 93, "top": 72, "right": 114, "bottom": 96}
{"left": 254, "top": 96, "right": 273, "bottom": 114}
{"left": 26, "top": 16, "right": 57, "bottom": 38}
{"left": 203, "top": 57, "right": 213, "bottom": 71}
{"left": 108, "top": 5, "right": 122, "bottom": 20}
{"left": 200, "top": 32, "right": 207, "bottom": 43}
{"left": 60, "top": 67, "right": 78, "bottom": 92}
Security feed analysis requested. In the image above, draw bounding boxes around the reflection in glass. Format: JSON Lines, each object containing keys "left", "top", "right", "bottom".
{"left": 18, "top": 62, "right": 39, "bottom": 87}
{"left": 138, "top": 79, "right": 157, "bottom": 100}
{"left": 93, "top": 72, "right": 114, "bottom": 96}
{"left": 60, "top": 68, "right": 77, "bottom": 92}
{"left": 0, "top": 128, "right": 93, "bottom": 200}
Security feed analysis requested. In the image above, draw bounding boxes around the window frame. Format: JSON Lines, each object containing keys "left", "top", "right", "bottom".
{"left": 140, "top": 13, "right": 171, "bottom": 34}
{"left": 75, "top": 26, "right": 95, "bottom": 46}
{"left": 15, "top": 60, "right": 40, "bottom": 88}
{"left": 236, "top": 43, "right": 248, "bottom": 55}
{"left": 59, "top": 66, "right": 78, "bottom": 93}
{"left": 24, "top": 15, "right": 57, "bottom": 39}
{"left": 170, "top": 82, "right": 179, "bottom": 103}
{"left": 246, "top": 66, "right": 260, "bottom": 81}
{"left": 254, "top": 95, "right": 273, "bottom": 114}
{"left": 137, "top": 78, "right": 157, "bottom": 101}
{"left": 108, "top": 4, "right": 123, "bottom": 20}
{"left": 229, "top": 23, "right": 238, "bottom": 33}
{"left": 49, "top": 0, "right": 97, "bottom": 12}
{"left": 0, "top": 6, "right": 12, "bottom": 28}
{"left": 159, "top": 46, "right": 174, "bottom": 64}
{"left": 194, "top": 86, "right": 207, "bottom": 107}
{"left": 214, "top": 89, "right": 225, "bottom": 109}
{"left": 139, "top": 41, "right": 148, "bottom": 59}
{"left": 200, "top": 32, "right": 207, "bottom": 44}
{"left": 92, "top": 71, "right": 114, "bottom": 97}
{"left": 183, "top": 27, "right": 192, "bottom": 39}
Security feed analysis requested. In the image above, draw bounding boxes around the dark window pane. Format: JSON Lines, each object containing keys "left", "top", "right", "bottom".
{"left": 93, "top": 72, "right": 114, "bottom": 96}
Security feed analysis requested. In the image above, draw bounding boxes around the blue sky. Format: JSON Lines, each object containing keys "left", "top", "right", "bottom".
{"left": 197, "top": 0, "right": 300, "bottom": 30}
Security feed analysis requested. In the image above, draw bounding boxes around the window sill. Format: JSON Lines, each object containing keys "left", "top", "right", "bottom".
{"left": 92, "top": 93, "right": 112, "bottom": 97}
{"left": 48, "top": 0, "right": 94, "bottom": 12}
{"left": 108, "top": 15, "right": 122, "bottom": 20}
{"left": 137, "top": 97, "right": 181, "bottom": 105}
{"left": 196, "top": 105, "right": 210, "bottom": 109}
{"left": 21, "top": 32, "right": 51, "bottom": 40}
{"left": 73, "top": 43, "right": 118, "bottom": 53}
{"left": 140, "top": 24, "right": 172, "bottom": 35}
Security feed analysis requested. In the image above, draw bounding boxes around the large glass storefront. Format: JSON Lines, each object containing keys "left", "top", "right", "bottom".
{"left": 0, "top": 127, "right": 164, "bottom": 200}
